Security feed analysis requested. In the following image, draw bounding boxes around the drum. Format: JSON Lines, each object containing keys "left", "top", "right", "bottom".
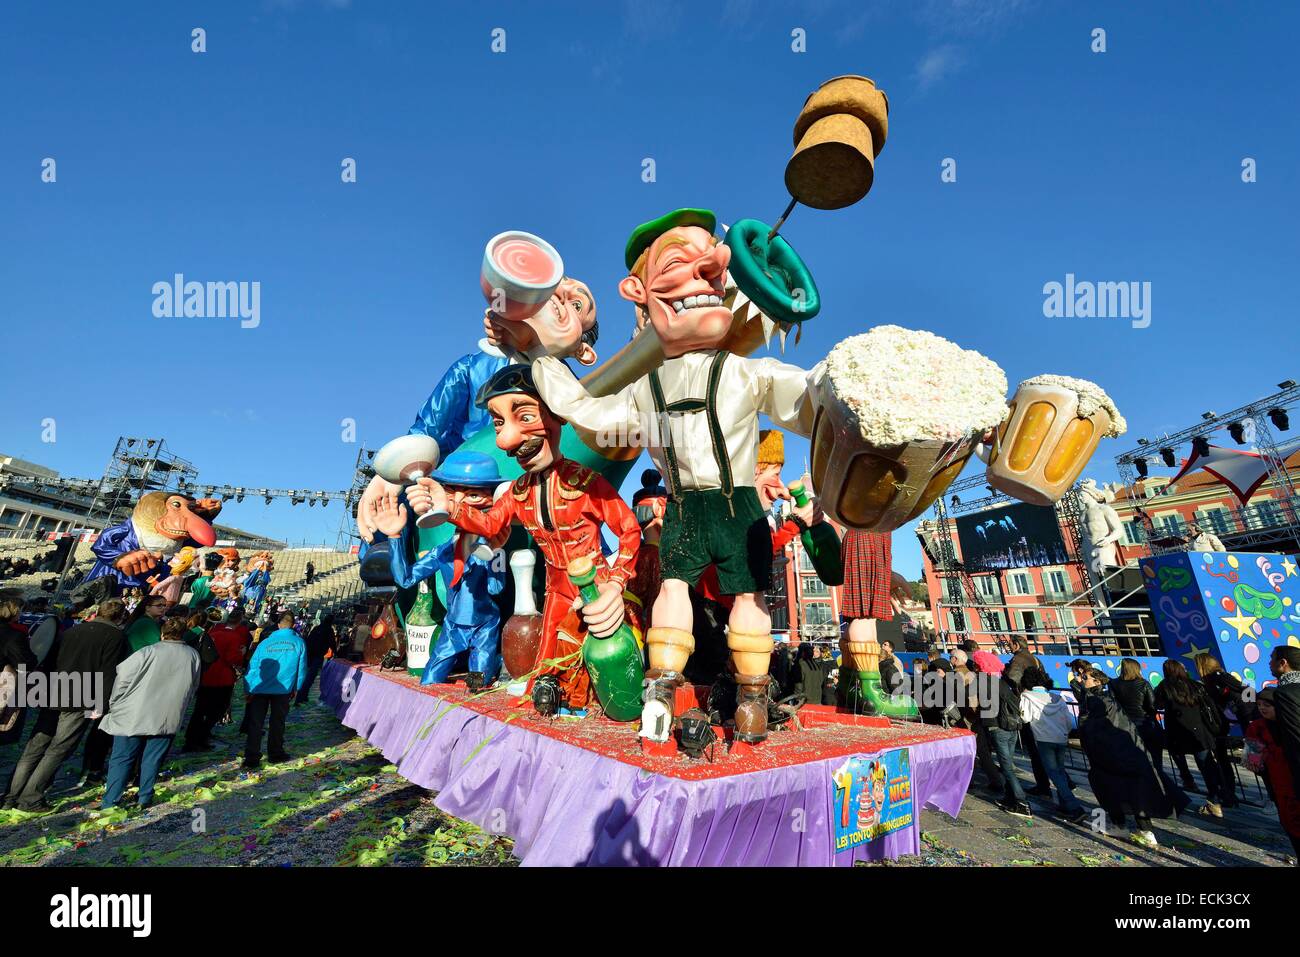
{"left": 985, "top": 379, "right": 1120, "bottom": 506}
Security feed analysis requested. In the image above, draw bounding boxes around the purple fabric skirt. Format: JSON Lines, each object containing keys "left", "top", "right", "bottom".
{"left": 321, "top": 660, "right": 974, "bottom": 866}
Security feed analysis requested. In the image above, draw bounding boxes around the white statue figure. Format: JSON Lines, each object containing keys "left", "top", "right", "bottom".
{"left": 1186, "top": 521, "right": 1224, "bottom": 552}
{"left": 1078, "top": 478, "right": 1123, "bottom": 582}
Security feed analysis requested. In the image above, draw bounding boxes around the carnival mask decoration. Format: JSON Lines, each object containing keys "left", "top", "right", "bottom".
{"left": 620, "top": 209, "right": 732, "bottom": 358}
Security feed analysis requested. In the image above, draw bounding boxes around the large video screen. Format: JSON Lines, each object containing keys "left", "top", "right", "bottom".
{"left": 955, "top": 502, "right": 1069, "bottom": 571}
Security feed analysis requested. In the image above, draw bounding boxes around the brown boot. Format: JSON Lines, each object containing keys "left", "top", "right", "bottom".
{"left": 734, "top": 673, "right": 771, "bottom": 743}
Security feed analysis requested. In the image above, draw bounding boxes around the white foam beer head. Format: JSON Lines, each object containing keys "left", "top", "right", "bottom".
{"left": 480, "top": 230, "right": 564, "bottom": 321}
{"left": 373, "top": 434, "right": 441, "bottom": 484}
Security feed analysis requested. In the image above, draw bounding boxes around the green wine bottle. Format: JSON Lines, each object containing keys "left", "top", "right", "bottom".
{"left": 404, "top": 577, "right": 439, "bottom": 678}
{"left": 568, "top": 556, "right": 645, "bottom": 721}
{"left": 787, "top": 480, "right": 844, "bottom": 586}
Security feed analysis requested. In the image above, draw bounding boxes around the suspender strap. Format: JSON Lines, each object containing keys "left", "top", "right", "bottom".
{"left": 704, "top": 351, "right": 735, "bottom": 516}
{"left": 648, "top": 370, "right": 683, "bottom": 499}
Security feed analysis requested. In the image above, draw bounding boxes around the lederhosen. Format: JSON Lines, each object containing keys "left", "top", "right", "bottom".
{"left": 649, "top": 351, "right": 771, "bottom": 595}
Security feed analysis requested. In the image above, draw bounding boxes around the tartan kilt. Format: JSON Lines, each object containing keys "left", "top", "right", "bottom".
{"left": 839, "top": 529, "right": 893, "bottom": 620}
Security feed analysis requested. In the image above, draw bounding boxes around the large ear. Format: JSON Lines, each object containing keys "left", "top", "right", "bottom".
{"left": 574, "top": 342, "right": 597, "bottom": 366}
{"left": 618, "top": 275, "right": 646, "bottom": 305}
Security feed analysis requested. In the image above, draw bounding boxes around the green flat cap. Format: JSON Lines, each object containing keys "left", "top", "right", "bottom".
{"left": 624, "top": 208, "right": 716, "bottom": 270}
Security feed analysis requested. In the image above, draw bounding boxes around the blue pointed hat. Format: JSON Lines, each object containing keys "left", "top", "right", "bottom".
{"left": 428, "top": 450, "right": 504, "bottom": 488}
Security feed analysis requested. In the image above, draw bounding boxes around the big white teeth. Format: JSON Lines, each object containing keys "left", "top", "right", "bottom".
{"left": 670, "top": 295, "right": 723, "bottom": 314}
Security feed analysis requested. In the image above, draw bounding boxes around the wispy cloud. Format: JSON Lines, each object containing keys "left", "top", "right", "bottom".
{"left": 622, "top": 0, "right": 686, "bottom": 40}
{"left": 913, "top": 44, "right": 966, "bottom": 92}
{"left": 918, "top": 0, "right": 1032, "bottom": 37}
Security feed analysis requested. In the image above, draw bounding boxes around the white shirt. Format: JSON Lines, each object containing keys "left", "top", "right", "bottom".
{"left": 532, "top": 351, "right": 821, "bottom": 493}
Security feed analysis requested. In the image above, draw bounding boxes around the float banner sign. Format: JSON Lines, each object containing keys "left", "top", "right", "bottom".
{"left": 832, "top": 748, "right": 913, "bottom": 853}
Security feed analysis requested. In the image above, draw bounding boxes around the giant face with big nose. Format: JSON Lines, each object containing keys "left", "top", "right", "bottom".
{"left": 487, "top": 392, "right": 564, "bottom": 474}
{"left": 619, "top": 225, "right": 732, "bottom": 357}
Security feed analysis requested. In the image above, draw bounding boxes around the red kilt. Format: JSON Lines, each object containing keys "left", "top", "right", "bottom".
{"left": 839, "top": 530, "right": 893, "bottom": 620}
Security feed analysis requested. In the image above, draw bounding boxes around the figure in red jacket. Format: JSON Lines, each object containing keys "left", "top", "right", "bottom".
{"left": 409, "top": 365, "right": 641, "bottom": 710}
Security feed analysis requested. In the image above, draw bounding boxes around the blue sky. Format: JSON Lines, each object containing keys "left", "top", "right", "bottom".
{"left": 2, "top": 0, "right": 1297, "bottom": 574}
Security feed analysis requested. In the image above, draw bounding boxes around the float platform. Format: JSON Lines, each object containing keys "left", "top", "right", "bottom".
{"left": 321, "top": 659, "right": 975, "bottom": 866}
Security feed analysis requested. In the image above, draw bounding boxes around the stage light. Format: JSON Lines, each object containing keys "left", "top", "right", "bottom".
{"left": 1193, "top": 436, "right": 1210, "bottom": 457}
{"left": 264, "top": 495, "right": 274, "bottom": 505}
{"left": 1279, "top": 380, "right": 1296, "bottom": 390}
{"left": 1228, "top": 422, "right": 1247, "bottom": 444}
{"left": 320, "top": 495, "right": 330, "bottom": 506}
{"left": 1137, "top": 438, "right": 1150, "bottom": 446}
{"left": 950, "top": 495, "right": 961, "bottom": 508}
{"left": 1160, "top": 447, "right": 1177, "bottom": 468}
{"left": 126, "top": 439, "right": 136, "bottom": 448}
{"left": 308, "top": 497, "right": 317, "bottom": 507}
{"left": 1135, "top": 457, "right": 1149, "bottom": 478}
{"left": 1270, "top": 407, "right": 1290, "bottom": 431}
{"left": 291, "top": 495, "right": 305, "bottom": 506}
{"left": 1201, "top": 412, "right": 1217, "bottom": 421}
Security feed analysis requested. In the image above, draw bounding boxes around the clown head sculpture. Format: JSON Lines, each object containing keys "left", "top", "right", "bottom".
{"left": 474, "top": 364, "right": 564, "bottom": 474}
{"left": 620, "top": 208, "right": 731, "bottom": 357}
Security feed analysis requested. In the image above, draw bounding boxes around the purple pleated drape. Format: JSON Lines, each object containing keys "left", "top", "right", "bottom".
{"left": 322, "top": 660, "right": 974, "bottom": 867}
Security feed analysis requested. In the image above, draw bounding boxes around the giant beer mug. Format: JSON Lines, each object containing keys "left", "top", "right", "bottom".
{"left": 983, "top": 375, "right": 1125, "bottom": 506}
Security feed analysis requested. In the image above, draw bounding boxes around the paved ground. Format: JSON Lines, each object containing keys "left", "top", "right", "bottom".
{"left": 870, "top": 747, "right": 1297, "bottom": 868}
{"left": 2, "top": 698, "right": 1293, "bottom": 867}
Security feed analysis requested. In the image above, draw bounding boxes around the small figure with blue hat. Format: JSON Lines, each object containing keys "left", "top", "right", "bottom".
{"left": 365, "top": 449, "right": 509, "bottom": 686}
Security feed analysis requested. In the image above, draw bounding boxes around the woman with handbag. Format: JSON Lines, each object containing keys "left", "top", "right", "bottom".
{"left": 1155, "top": 659, "right": 1229, "bottom": 818}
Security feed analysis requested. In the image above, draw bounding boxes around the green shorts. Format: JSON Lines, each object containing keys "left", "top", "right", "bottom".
{"left": 659, "top": 487, "right": 772, "bottom": 595}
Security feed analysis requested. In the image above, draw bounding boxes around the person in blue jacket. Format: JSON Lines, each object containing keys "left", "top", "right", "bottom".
{"left": 365, "top": 450, "right": 508, "bottom": 686}
{"left": 242, "top": 612, "right": 307, "bottom": 769}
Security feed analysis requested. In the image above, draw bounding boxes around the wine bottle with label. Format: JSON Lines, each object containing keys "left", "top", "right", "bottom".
{"left": 404, "top": 576, "right": 439, "bottom": 678}
{"left": 567, "top": 556, "right": 644, "bottom": 721}
{"left": 787, "top": 480, "right": 844, "bottom": 586}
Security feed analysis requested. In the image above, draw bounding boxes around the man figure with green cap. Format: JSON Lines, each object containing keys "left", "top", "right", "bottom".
{"left": 508, "top": 208, "right": 823, "bottom": 744}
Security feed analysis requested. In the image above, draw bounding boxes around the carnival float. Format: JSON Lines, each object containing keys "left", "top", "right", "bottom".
{"left": 324, "top": 74, "right": 1128, "bottom": 866}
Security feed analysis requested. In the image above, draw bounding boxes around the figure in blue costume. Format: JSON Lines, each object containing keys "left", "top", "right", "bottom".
{"left": 356, "top": 279, "right": 599, "bottom": 547}
{"left": 240, "top": 551, "right": 274, "bottom": 616}
{"left": 364, "top": 450, "right": 509, "bottom": 685}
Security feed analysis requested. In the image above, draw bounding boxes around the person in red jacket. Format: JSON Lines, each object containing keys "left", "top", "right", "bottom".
{"left": 1245, "top": 688, "right": 1300, "bottom": 861}
{"left": 182, "top": 607, "right": 250, "bottom": 751}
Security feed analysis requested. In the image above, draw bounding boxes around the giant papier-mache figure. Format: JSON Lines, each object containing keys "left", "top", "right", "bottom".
{"left": 369, "top": 450, "right": 509, "bottom": 687}
{"left": 408, "top": 366, "right": 643, "bottom": 710}
{"left": 85, "top": 492, "right": 221, "bottom": 594}
{"left": 521, "top": 208, "right": 821, "bottom": 743}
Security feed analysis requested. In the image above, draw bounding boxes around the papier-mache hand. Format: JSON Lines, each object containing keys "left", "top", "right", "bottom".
{"left": 366, "top": 488, "right": 409, "bottom": 539}
{"left": 406, "top": 476, "right": 449, "bottom": 521}
{"left": 357, "top": 475, "right": 403, "bottom": 543}
{"left": 483, "top": 310, "right": 543, "bottom": 361}
{"left": 574, "top": 578, "right": 626, "bottom": 639}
